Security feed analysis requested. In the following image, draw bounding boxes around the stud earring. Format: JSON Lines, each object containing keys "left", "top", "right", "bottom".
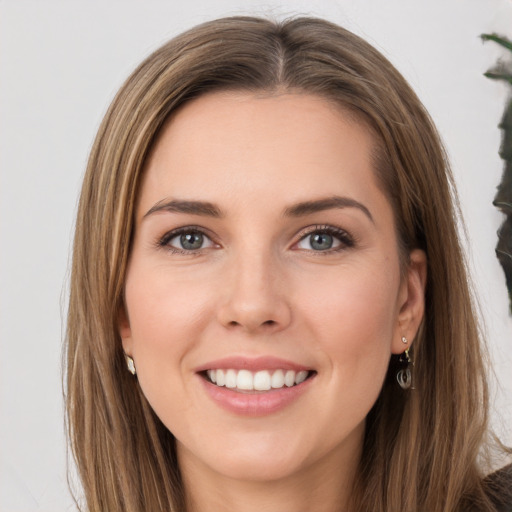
{"left": 396, "top": 348, "right": 413, "bottom": 390}
{"left": 401, "top": 336, "right": 408, "bottom": 344}
{"left": 125, "top": 354, "right": 136, "bottom": 375}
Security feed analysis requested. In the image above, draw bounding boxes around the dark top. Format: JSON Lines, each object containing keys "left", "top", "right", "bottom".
{"left": 484, "top": 463, "right": 512, "bottom": 512}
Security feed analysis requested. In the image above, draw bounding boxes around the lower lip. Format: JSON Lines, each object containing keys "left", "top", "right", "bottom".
{"left": 199, "top": 375, "right": 314, "bottom": 416}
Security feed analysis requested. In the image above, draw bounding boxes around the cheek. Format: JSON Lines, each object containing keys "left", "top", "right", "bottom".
{"left": 298, "top": 260, "right": 400, "bottom": 374}
{"left": 123, "top": 267, "right": 213, "bottom": 401}
{"left": 126, "top": 263, "right": 212, "bottom": 339}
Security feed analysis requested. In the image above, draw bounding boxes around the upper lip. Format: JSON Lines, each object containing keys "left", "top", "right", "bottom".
{"left": 194, "top": 356, "right": 313, "bottom": 373}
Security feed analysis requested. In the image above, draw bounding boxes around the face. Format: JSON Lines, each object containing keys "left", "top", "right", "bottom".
{"left": 119, "top": 92, "right": 425, "bottom": 485}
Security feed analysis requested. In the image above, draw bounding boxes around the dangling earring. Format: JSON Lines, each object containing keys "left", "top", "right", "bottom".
{"left": 396, "top": 347, "right": 413, "bottom": 390}
{"left": 125, "top": 354, "right": 136, "bottom": 375}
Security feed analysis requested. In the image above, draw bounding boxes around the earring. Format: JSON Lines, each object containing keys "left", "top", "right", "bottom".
{"left": 401, "top": 336, "right": 408, "bottom": 344}
{"left": 125, "top": 354, "right": 136, "bottom": 375}
{"left": 396, "top": 348, "right": 413, "bottom": 390}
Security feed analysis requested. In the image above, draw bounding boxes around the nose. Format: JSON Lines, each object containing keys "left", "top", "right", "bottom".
{"left": 216, "top": 250, "right": 292, "bottom": 334}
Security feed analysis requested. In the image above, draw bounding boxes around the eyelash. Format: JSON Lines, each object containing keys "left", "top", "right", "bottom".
{"left": 156, "top": 224, "right": 355, "bottom": 254}
{"left": 294, "top": 225, "right": 355, "bottom": 253}
{"left": 157, "top": 226, "right": 216, "bottom": 255}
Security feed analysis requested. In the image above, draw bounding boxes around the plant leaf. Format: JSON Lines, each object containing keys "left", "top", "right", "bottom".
{"left": 481, "top": 33, "right": 512, "bottom": 52}
{"left": 484, "top": 71, "right": 512, "bottom": 84}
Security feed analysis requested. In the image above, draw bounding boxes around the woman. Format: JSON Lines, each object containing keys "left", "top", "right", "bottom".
{"left": 65, "top": 16, "right": 511, "bottom": 511}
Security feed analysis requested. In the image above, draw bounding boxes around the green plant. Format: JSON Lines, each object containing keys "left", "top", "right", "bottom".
{"left": 482, "top": 33, "right": 512, "bottom": 312}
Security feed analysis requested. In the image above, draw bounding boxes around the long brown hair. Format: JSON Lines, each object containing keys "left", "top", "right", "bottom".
{"left": 66, "top": 16, "right": 506, "bottom": 511}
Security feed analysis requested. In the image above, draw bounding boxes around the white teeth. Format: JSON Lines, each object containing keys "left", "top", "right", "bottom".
{"left": 253, "top": 370, "right": 271, "bottom": 391}
{"left": 225, "top": 369, "right": 237, "bottom": 388}
{"left": 271, "top": 369, "right": 285, "bottom": 388}
{"left": 237, "top": 370, "right": 253, "bottom": 390}
{"left": 284, "top": 370, "right": 295, "bottom": 387}
{"left": 295, "top": 370, "right": 308, "bottom": 385}
{"left": 206, "top": 368, "right": 310, "bottom": 391}
{"left": 216, "top": 369, "right": 225, "bottom": 386}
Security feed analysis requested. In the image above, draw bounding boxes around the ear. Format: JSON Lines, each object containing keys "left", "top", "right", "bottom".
{"left": 391, "top": 249, "right": 427, "bottom": 354}
{"left": 118, "top": 302, "right": 133, "bottom": 356}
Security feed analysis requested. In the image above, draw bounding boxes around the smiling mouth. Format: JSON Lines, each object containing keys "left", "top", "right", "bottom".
{"left": 203, "top": 369, "right": 315, "bottom": 392}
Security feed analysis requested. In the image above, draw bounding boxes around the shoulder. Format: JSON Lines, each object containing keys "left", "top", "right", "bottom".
{"left": 483, "top": 463, "right": 512, "bottom": 512}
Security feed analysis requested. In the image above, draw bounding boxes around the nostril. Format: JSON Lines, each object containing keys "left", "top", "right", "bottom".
{"left": 226, "top": 319, "right": 276, "bottom": 329}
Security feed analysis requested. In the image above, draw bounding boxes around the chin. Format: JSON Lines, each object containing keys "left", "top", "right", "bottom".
{"left": 177, "top": 431, "right": 311, "bottom": 483}
{"left": 212, "top": 454, "right": 307, "bottom": 483}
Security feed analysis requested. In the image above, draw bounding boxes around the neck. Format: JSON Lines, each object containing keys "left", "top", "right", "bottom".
{"left": 178, "top": 431, "right": 362, "bottom": 512}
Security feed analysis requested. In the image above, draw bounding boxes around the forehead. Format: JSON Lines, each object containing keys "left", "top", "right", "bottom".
{"left": 138, "top": 91, "right": 386, "bottom": 218}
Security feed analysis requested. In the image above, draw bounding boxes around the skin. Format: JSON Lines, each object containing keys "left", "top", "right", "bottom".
{"left": 119, "top": 92, "right": 426, "bottom": 512}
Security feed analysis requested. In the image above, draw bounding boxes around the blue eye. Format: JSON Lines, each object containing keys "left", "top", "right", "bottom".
{"left": 296, "top": 226, "right": 353, "bottom": 252}
{"left": 309, "top": 233, "right": 335, "bottom": 250}
{"left": 177, "top": 232, "right": 205, "bottom": 250}
{"left": 161, "top": 229, "right": 215, "bottom": 252}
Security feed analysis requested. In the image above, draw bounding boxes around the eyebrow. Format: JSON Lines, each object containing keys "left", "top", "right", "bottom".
{"left": 284, "top": 196, "right": 374, "bottom": 223}
{"left": 143, "top": 195, "right": 373, "bottom": 223}
{"left": 143, "top": 199, "right": 223, "bottom": 219}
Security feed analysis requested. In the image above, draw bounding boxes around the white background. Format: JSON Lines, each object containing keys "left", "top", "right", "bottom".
{"left": 1, "top": 1, "right": 512, "bottom": 510}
